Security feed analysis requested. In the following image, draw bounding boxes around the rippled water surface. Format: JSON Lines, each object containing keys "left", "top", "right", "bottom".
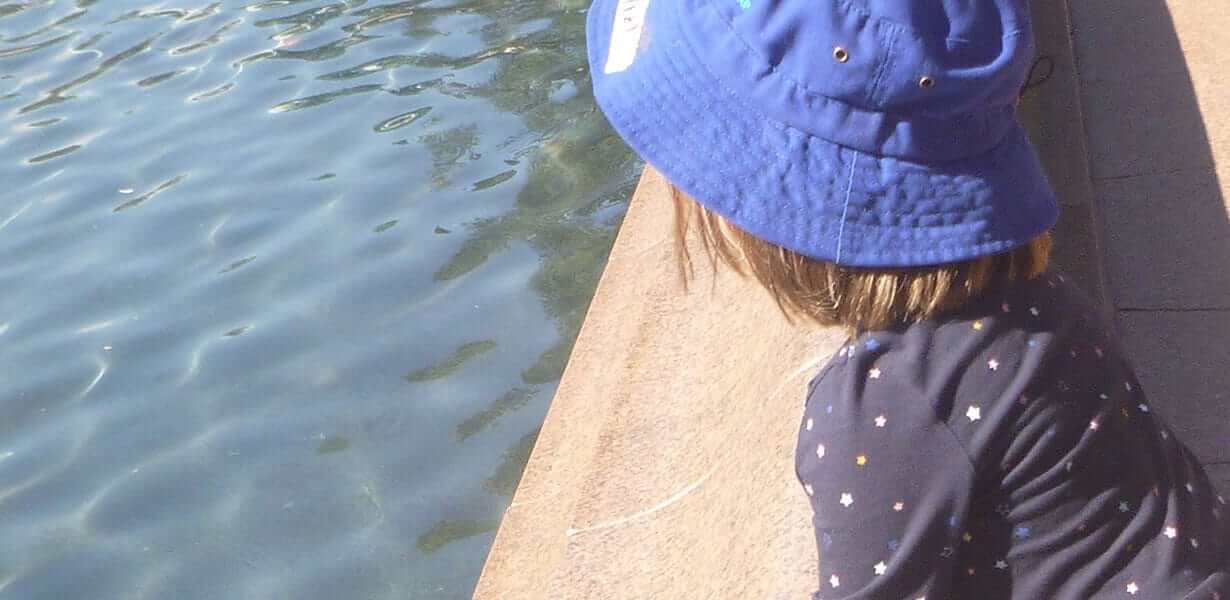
{"left": 0, "top": 1, "right": 640, "bottom": 597}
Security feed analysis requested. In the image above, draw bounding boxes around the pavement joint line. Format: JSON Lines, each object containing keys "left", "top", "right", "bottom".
{"left": 1117, "top": 308, "right": 1230, "bottom": 313}
{"left": 1092, "top": 165, "right": 1218, "bottom": 183}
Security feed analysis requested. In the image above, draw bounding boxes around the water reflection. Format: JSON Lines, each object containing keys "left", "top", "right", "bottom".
{"left": 0, "top": 0, "right": 639, "bottom": 597}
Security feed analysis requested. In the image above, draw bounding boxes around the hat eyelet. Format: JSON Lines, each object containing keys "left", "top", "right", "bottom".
{"left": 833, "top": 47, "right": 850, "bottom": 63}
{"left": 919, "top": 76, "right": 936, "bottom": 89}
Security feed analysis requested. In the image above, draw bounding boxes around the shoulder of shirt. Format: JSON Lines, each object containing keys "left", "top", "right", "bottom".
{"left": 805, "top": 272, "right": 1107, "bottom": 419}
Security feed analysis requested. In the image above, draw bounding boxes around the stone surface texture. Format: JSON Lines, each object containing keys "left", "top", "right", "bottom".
{"left": 1068, "top": 0, "right": 1230, "bottom": 469}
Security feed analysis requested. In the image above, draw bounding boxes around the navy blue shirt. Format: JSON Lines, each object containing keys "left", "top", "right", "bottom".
{"left": 796, "top": 272, "right": 1229, "bottom": 599}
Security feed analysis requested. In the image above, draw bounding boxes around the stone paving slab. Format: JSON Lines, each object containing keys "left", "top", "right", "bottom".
{"left": 1048, "top": 194, "right": 1110, "bottom": 313}
{"left": 1099, "top": 168, "right": 1230, "bottom": 310}
{"left": 1067, "top": 0, "right": 1230, "bottom": 484}
{"left": 1207, "top": 464, "right": 1230, "bottom": 497}
{"left": 1068, "top": 0, "right": 1230, "bottom": 179}
{"left": 1117, "top": 310, "right": 1230, "bottom": 465}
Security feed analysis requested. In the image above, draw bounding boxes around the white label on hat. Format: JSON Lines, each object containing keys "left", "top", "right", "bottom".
{"left": 604, "top": 0, "right": 650, "bottom": 74}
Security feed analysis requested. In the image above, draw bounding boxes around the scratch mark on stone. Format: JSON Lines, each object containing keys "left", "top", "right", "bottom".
{"left": 565, "top": 463, "right": 720, "bottom": 537}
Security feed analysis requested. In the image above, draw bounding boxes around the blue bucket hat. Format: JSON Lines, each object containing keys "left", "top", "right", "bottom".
{"left": 587, "top": 0, "right": 1059, "bottom": 267}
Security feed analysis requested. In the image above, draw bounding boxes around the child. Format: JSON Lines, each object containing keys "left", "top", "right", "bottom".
{"left": 588, "top": 0, "right": 1229, "bottom": 598}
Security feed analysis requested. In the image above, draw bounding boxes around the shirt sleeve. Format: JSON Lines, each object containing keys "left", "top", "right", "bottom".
{"left": 797, "top": 361, "right": 979, "bottom": 600}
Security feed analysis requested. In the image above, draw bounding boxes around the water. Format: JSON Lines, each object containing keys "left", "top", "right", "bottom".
{"left": 0, "top": 1, "right": 641, "bottom": 597}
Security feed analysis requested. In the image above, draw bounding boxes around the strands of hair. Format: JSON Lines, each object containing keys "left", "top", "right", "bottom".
{"left": 669, "top": 185, "right": 1052, "bottom": 333}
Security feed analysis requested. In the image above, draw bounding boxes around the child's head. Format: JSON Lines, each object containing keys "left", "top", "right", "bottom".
{"left": 669, "top": 184, "right": 1051, "bottom": 332}
{"left": 588, "top": 0, "right": 1061, "bottom": 332}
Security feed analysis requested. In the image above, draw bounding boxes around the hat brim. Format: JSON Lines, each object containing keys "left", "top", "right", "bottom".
{"left": 587, "top": 0, "right": 1059, "bottom": 267}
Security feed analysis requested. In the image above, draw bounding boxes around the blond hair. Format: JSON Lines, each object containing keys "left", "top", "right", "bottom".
{"left": 670, "top": 185, "right": 1052, "bottom": 333}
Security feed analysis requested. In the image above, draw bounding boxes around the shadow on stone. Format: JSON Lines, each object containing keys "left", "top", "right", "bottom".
{"left": 1066, "top": 0, "right": 1230, "bottom": 474}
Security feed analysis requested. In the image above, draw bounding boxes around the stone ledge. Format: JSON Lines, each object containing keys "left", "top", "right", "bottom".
{"left": 474, "top": 0, "right": 1108, "bottom": 597}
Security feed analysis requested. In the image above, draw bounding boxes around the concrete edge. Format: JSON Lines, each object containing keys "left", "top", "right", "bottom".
{"left": 472, "top": 0, "right": 1115, "bottom": 596}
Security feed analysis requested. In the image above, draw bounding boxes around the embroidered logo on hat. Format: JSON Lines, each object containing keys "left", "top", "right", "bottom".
{"left": 604, "top": 0, "right": 651, "bottom": 74}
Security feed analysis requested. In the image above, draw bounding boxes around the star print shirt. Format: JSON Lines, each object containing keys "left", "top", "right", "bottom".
{"left": 796, "top": 272, "right": 1229, "bottom": 600}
